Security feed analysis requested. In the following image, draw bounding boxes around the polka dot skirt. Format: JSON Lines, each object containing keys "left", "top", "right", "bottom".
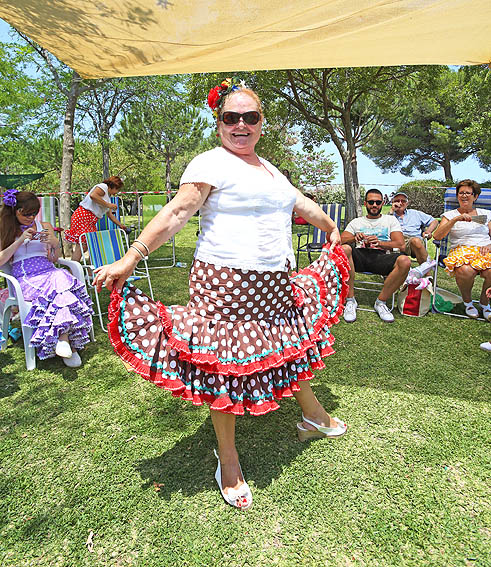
{"left": 108, "top": 245, "right": 350, "bottom": 416}
{"left": 64, "top": 206, "right": 99, "bottom": 245}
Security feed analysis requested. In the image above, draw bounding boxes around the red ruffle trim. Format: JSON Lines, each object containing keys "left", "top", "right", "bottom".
{"left": 107, "top": 245, "right": 349, "bottom": 415}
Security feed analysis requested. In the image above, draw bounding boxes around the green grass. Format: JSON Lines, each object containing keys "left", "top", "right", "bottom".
{"left": 0, "top": 218, "right": 489, "bottom": 567}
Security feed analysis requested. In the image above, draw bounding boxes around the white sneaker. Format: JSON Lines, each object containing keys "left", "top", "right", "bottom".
{"left": 479, "top": 304, "right": 491, "bottom": 322}
{"left": 374, "top": 301, "right": 394, "bottom": 323}
{"left": 55, "top": 340, "right": 72, "bottom": 358}
{"left": 465, "top": 303, "right": 479, "bottom": 318}
{"left": 343, "top": 299, "right": 357, "bottom": 323}
{"left": 63, "top": 351, "right": 82, "bottom": 368}
{"left": 480, "top": 341, "right": 491, "bottom": 352}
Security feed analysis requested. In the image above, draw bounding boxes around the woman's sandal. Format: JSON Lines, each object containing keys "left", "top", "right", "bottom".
{"left": 213, "top": 449, "right": 252, "bottom": 510}
{"left": 297, "top": 414, "right": 348, "bottom": 441}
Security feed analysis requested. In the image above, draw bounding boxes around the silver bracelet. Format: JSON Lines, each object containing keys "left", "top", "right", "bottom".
{"left": 133, "top": 239, "right": 150, "bottom": 256}
{"left": 129, "top": 245, "right": 148, "bottom": 261}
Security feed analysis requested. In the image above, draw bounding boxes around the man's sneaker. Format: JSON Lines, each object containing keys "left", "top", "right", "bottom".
{"left": 374, "top": 301, "right": 394, "bottom": 323}
{"left": 465, "top": 303, "right": 479, "bottom": 318}
{"left": 343, "top": 299, "right": 357, "bottom": 323}
{"left": 479, "top": 303, "right": 491, "bottom": 322}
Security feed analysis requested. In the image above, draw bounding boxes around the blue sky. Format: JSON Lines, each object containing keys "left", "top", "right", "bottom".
{"left": 1, "top": 18, "right": 489, "bottom": 194}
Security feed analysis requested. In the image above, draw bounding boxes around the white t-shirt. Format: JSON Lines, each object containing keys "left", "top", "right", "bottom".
{"left": 180, "top": 147, "right": 297, "bottom": 271}
{"left": 344, "top": 215, "right": 402, "bottom": 250}
{"left": 80, "top": 183, "right": 111, "bottom": 218}
{"left": 442, "top": 208, "right": 491, "bottom": 248}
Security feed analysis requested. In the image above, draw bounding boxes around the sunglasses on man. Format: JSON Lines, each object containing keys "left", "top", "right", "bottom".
{"left": 220, "top": 111, "right": 261, "bottom": 126}
{"left": 366, "top": 199, "right": 383, "bottom": 205}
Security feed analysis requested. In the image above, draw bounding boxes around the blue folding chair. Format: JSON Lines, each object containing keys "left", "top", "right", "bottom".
{"left": 79, "top": 229, "right": 154, "bottom": 331}
{"left": 431, "top": 186, "right": 491, "bottom": 318}
{"left": 96, "top": 195, "right": 123, "bottom": 231}
{"left": 296, "top": 203, "right": 344, "bottom": 265}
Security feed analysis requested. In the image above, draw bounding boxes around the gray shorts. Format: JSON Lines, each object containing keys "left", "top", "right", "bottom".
{"left": 403, "top": 235, "right": 424, "bottom": 257}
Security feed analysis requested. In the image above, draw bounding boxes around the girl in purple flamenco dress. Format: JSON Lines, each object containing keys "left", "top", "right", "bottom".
{"left": 0, "top": 190, "right": 93, "bottom": 367}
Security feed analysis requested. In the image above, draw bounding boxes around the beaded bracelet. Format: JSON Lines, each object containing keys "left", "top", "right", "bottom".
{"left": 133, "top": 239, "right": 150, "bottom": 256}
{"left": 129, "top": 244, "right": 148, "bottom": 261}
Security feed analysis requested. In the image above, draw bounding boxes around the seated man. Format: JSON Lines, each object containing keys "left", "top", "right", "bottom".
{"left": 390, "top": 191, "right": 438, "bottom": 274}
{"left": 341, "top": 189, "right": 411, "bottom": 323}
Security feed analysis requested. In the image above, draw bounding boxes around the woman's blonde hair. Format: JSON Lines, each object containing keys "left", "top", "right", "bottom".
{"left": 219, "top": 87, "right": 264, "bottom": 119}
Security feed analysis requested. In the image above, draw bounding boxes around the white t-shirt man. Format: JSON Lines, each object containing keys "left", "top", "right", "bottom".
{"left": 344, "top": 215, "right": 402, "bottom": 251}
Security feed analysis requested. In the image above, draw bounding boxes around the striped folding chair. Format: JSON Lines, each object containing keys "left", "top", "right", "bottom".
{"left": 296, "top": 203, "right": 344, "bottom": 265}
{"left": 431, "top": 186, "right": 491, "bottom": 318}
{"left": 80, "top": 229, "right": 154, "bottom": 331}
{"left": 95, "top": 195, "right": 123, "bottom": 230}
{"left": 36, "top": 195, "right": 65, "bottom": 257}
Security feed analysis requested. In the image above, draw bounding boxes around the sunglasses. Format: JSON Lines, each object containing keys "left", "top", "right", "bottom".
{"left": 19, "top": 210, "right": 38, "bottom": 218}
{"left": 366, "top": 200, "right": 383, "bottom": 206}
{"left": 220, "top": 111, "right": 261, "bottom": 125}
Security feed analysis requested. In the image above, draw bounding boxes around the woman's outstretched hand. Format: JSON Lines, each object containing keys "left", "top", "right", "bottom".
{"left": 329, "top": 228, "right": 341, "bottom": 251}
{"left": 92, "top": 257, "right": 138, "bottom": 293}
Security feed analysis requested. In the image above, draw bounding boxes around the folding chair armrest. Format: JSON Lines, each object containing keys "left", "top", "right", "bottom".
{"left": 296, "top": 229, "right": 310, "bottom": 244}
{"left": 80, "top": 263, "right": 97, "bottom": 279}
{"left": 432, "top": 239, "right": 442, "bottom": 248}
{"left": 58, "top": 258, "right": 84, "bottom": 283}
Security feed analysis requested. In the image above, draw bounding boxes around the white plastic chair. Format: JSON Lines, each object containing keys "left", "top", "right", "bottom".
{"left": 0, "top": 259, "right": 94, "bottom": 370}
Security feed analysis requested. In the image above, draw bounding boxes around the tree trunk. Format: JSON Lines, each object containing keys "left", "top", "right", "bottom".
{"left": 443, "top": 154, "right": 453, "bottom": 182}
{"left": 342, "top": 155, "right": 361, "bottom": 223}
{"left": 59, "top": 71, "right": 83, "bottom": 229}
{"left": 101, "top": 129, "right": 110, "bottom": 179}
{"left": 165, "top": 151, "right": 172, "bottom": 202}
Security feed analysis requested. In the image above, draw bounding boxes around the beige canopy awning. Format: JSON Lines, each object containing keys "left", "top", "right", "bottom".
{"left": 0, "top": 1, "right": 490, "bottom": 78}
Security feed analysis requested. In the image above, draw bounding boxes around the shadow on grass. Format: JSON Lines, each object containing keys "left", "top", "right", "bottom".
{"left": 323, "top": 310, "right": 491, "bottom": 403}
{"left": 0, "top": 350, "right": 20, "bottom": 398}
{"left": 137, "top": 383, "right": 341, "bottom": 500}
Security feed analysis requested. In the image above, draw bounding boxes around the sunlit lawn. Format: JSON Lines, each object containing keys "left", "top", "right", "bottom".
{"left": 0, "top": 217, "right": 489, "bottom": 567}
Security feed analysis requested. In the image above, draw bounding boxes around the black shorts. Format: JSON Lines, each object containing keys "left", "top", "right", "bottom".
{"left": 352, "top": 248, "right": 403, "bottom": 276}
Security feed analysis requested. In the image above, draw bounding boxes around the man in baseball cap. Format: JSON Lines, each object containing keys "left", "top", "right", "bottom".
{"left": 390, "top": 191, "right": 438, "bottom": 274}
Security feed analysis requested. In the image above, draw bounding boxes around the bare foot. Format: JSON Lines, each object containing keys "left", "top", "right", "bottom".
{"left": 218, "top": 456, "right": 245, "bottom": 495}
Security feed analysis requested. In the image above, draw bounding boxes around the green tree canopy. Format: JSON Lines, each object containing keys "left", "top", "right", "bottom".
{"left": 458, "top": 65, "right": 491, "bottom": 171}
{"left": 362, "top": 67, "right": 472, "bottom": 181}
{"left": 117, "top": 76, "right": 209, "bottom": 198}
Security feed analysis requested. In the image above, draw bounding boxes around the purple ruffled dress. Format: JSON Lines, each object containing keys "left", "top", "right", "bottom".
{"left": 11, "top": 222, "right": 93, "bottom": 360}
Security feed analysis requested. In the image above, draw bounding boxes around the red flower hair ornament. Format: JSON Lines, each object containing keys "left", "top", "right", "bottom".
{"left": 207, "top": 77, "right": 243, "bottom": 117}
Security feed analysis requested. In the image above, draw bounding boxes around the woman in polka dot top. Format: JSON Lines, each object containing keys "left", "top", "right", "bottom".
{"left": 0, "top": 190, "right": 93, "bottom": 368}
{"left": 93, "top": 81, "right": 350, "bottom": 510}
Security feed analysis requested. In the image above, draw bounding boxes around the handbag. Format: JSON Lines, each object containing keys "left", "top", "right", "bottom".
{"left": 397, "top": 281, "right": 433, "bottom": 317}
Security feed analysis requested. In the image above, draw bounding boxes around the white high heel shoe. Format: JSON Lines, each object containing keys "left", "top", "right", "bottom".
{"left": 297, "top": 414, "right": 347, "bottom": 441}
{"left": 214, "top": 449, "right": 252, "bottom": 510}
